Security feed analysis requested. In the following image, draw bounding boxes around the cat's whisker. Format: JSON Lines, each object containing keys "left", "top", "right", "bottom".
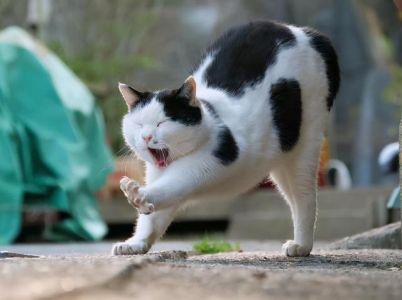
{"left": 163, "top": 143, "right": 185, "bottom": 157}
{"left": 169, "top": 147, "right": 180, "bottom": 161}
{"left": 162, "top": 146, "right": 167, "bottom": 165}
{"left": 162, "top": 143, "right": 179, "bottom": 162}
{"left": 101, "top": 146, "right": 129, "bottom": 170}
{"left": 171, "top": 145, "right": 185, "bottom": 156}
{"left": 123, "top": 150, "right": 134, "bottom": 176}
{"left": 94, "top": 146, "right": 130, "bottom": 178}
{"left": 128, "top": 152, "right": 139, "bottom": 176}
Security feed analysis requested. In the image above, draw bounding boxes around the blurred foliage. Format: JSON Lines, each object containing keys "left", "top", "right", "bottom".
{"left": 46, "top": 0, "right": 166, "bottom": 152}
{"left": 193, "top": 236, "right": 241, "bottom": 254}
{"left": 378, "top": 34, "right": 394, "bottom": 61}
{"left": 383, "top": 65, "right": 402, "bottom": 107}
{"left": 44, "top": 48, "right": 154, "bottom": 151}
{"left": 49, "top": 42, "right": 156, "bottom": 84}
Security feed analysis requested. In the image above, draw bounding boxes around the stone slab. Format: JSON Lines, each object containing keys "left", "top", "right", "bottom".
{"left": 327, "top": 222, "right": 401, "bottom": 250}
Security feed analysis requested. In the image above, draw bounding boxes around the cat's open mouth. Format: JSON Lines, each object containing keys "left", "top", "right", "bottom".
{"left": 148, "top": 148, "right": 171, "bottom": 168}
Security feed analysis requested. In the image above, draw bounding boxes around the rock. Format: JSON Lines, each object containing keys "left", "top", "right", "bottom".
{"left": 0, "top": 251, "right": 40, "bottom": 258}
{"left": 327, "top": 222, "right": 401, "bottom": 250}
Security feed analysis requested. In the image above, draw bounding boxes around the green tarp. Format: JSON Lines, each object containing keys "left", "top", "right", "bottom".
{"left": 0, "top": 27, "right": 113, "bottom": 244}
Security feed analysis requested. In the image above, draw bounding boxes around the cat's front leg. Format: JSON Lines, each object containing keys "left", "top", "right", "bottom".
{"left": 122, "top": 156, "right": 217, "bottom": 215}
{"left": 112, "top": 204, "right": 178, "bottom": 255}
{"left": 120, "top": 176, "right": 154, "bottom": 214}
{"left": 113, "top": 176, "right": 179, "bottom": 255}
{"left": 138, "top": 158, "right": 216, "bottom": 211}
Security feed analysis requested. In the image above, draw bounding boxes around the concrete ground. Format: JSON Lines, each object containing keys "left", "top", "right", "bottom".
{"left": 1, "top": 241, "right": 402, "bottom": 300}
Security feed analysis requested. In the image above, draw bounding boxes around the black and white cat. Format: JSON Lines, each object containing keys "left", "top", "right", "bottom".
{"left": 112, "top": 20, "right": 340, "bottom": 257}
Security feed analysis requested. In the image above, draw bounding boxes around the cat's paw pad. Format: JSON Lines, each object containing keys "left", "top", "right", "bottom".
{"left": 130, "top": 193, "right": 154, "bottom": 215}
{"left": 137, "top": 202, "right": 154, "bottom": 214}
{"left": 120, "top": 177, "right": 154, "bottom": 214}
{"left": 111, "top": 241, "right": 149, "bottom": 255}
{"left": 120, "top": 176, "right": 140, "bottom": 196}
{"left": 282, "top": 240, "right": 311, "bottom": 257}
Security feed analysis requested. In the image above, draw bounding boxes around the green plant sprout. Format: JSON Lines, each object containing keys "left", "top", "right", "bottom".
{"left": 193, "top": 236, "right": 242, "bottom": 254}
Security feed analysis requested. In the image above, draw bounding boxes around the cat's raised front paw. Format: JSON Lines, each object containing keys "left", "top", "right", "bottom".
{"left": 111, "top": 241, "right": 149, "bottom": 255}
{"left": 120, "top": 176, "right": 154, "bottom": 214}
{"left": 282, "top": 240, "right": 311, "bottom": 257}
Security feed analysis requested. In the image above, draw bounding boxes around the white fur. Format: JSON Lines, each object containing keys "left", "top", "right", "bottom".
{"left": 112, "top": 26, "right": 329, "bottom": 257}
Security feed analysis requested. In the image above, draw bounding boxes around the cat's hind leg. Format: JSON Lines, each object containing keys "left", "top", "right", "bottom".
{"left": 270, "top": 139, "right": 321, "bottom": 257}
{"left": 112, "top": 205, "right": 178, "bottom": 255}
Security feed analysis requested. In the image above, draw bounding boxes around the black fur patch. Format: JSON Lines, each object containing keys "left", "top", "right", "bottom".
{"left": 201, "top": 20, "right": 296, "bottom": 97}
{"left": 200, "top": 100, "right": 239, "bottom": 165}
{"left": 213, "top": 126, "right": 239, "bottom": 165}
{"left": 303, "top": 28, "right": 340, "bottom": 110}
{"left": 131, "top": 92, "right": 154, "bottom": 111}
{"left": 200, "top": 100, "right": 219, "bottom": 119}
{"left": 270, "top": 78, "right": 302, "bottom": 152}
{"left": 156, "top": 90, "right": 202, "bottom": 126}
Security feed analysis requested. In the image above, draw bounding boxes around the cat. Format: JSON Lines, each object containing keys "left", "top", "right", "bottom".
{"left": 112, "top": 20, "right": 340, "bottom": 257}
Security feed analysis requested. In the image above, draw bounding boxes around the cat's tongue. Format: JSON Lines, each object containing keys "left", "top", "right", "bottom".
{"left": 149, "top": 148, "right": 170, "bottom": 168}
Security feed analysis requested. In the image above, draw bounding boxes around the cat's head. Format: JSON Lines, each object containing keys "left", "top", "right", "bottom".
{"left": 119, "top": 76, "right": 206, "bottom": 168}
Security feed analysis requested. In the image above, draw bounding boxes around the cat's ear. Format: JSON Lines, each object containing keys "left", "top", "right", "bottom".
{"left": 176, "top": 76, "right": 199, "bottom": 107}
{"left": 118, "top": 82, "right": 143, "bottom": 111}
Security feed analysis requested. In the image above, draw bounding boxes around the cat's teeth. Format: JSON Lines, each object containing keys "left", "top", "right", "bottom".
{"left": 149, "top": 148, "right": 170, "bottom": 168}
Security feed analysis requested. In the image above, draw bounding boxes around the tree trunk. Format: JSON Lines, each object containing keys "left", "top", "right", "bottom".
{"left": 399, "top": 118, "right": 402, "bottom": 249}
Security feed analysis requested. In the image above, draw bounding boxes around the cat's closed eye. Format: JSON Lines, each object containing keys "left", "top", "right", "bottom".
{"left": 157, "top": 121, "right": 167, "bottom": 127}
{"left": 135, "top": 123, "right": 143, "bottom": 128}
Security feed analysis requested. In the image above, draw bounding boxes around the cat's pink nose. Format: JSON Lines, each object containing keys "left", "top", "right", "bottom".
{"left": 142, "top": 135, "right": 152, "bottom": 143}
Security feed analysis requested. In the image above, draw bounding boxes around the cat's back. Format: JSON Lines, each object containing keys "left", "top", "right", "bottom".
{"left": 199, "top": 21, "right": 295, "bottom": 96}
{"left": 193, "top": 20, "right": 339, "bottom": 110}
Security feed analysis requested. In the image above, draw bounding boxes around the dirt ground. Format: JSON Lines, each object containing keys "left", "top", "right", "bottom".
{"left": 1, "top": 247, "right": 401, "bottom": 300}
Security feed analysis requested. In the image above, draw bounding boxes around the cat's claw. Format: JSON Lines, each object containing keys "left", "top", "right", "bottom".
{"left": 282, "top": 240, "right": 311, "bottom": 257}
{"left": 120, "top": 176, "right": 154, "bottom": 214}
{"left": 111, "top": 241, "right": 149, "bottom": 255}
